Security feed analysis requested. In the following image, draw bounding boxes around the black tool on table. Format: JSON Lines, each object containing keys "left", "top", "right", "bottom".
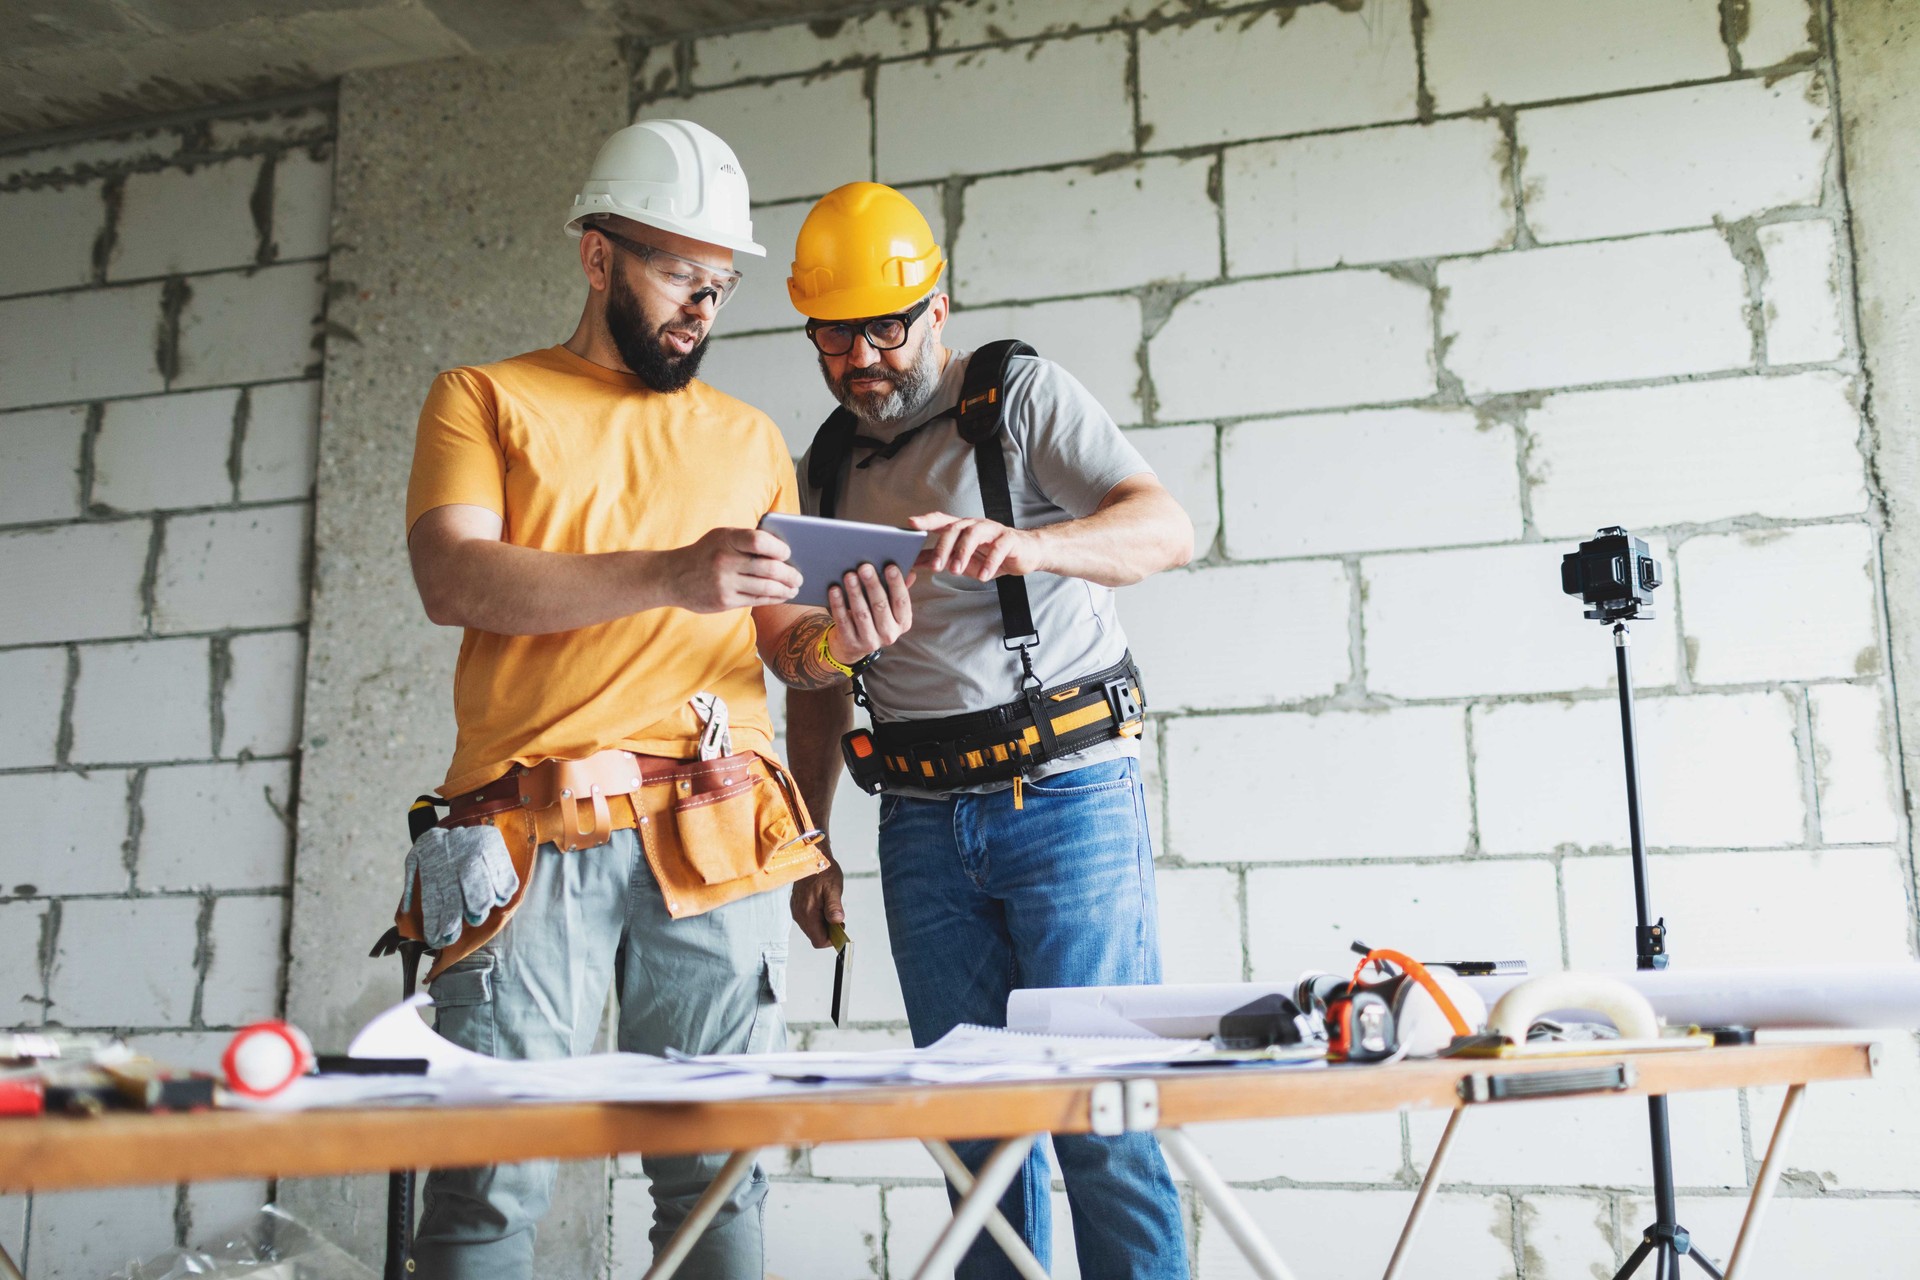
{"left": 1562, "top": 526, "right": 1723, "bottom": 1280}
{"left": 314, "top": 1056, "right": 431, "bottom": 1076}
{"left": 1215, "top": 993, "right": 1315, "bottom": 1050}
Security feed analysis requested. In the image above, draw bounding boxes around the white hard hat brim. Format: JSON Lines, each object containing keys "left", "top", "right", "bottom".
{"left": 567, "top": 201, "right": 766, "bottom": 257}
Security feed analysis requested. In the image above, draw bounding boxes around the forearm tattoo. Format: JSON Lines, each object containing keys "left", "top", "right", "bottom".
{"left": 769, "top": 611, "right": 844, "bottom": 691}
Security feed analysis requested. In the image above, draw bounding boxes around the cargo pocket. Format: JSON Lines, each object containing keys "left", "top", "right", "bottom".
{"left": 427, "top": 948, "right": 497, "bottom": 1057}
{"left": 746, "top": 946, "right": 788, "bottom": 1054}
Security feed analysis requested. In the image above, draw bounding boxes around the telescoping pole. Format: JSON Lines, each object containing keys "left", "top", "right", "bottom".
{"left": 1612, "top": 623, "right": 1692, "bottom": 1279}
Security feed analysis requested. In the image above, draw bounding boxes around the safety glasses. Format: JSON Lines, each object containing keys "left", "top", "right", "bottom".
{"left": 593, "top": 225, "right": 743, "bottom": 309}
{"left": 805, "top": 295, "right": 934, "bottom": 356}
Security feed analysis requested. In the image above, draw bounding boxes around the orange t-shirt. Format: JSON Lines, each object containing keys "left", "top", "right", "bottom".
{"left": 405, "top": 345, "right": 798, "bottom": 797}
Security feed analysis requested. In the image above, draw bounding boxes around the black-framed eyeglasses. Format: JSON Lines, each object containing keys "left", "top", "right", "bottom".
{"left": 590, "top": 224, "right": 742, "bottom": 309}
{"left": 805, "top": 295, "right": 934, "bottom": 356}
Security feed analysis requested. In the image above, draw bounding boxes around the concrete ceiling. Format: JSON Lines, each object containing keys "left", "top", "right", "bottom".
{"left": 0, "top": 0, "right": 853, "bottom": 140}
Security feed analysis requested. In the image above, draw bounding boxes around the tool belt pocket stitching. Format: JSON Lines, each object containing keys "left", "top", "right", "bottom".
{"left": 654, "top": 765, "right": 729, "bottom": 785}
{"left": 676, "top": 779, "right": 755, "bottom": 812}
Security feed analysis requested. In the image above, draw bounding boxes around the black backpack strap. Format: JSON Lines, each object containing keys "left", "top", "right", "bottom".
{"left": 952, "top": 340, "right": 1045, "bottom": 712}
{"left": 807, "top": 406, "right": 861, "bottom": 520}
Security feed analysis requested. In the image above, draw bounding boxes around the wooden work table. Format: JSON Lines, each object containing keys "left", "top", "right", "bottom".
{"left": 0, "top": 1041, "right": 1875, "bottom": 1195}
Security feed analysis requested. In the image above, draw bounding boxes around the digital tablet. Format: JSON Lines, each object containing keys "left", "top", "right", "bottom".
{"left": 759, "top": 512, "right": 929, "bottom": 609}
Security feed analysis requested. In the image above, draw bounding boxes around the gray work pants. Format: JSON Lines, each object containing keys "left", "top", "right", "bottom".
{"left": 411, "top": 827, "right": 791, "bottom": 1280}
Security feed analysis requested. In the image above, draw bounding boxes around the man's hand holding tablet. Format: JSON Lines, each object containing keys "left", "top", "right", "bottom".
{"left": 758, "top": 512, "right": 924, "bottom": 661}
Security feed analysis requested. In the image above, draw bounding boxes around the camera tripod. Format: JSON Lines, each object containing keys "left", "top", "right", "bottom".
{"left": 1603, "top": 619, "right": 1722, "bottom": 1280}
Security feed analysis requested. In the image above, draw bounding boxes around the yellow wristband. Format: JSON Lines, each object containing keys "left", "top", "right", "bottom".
{"left": 818, "top": 624, "right": 860, "bottom": 678}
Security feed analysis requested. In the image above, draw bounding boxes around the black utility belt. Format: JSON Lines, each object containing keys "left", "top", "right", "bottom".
{"left": 840, "top": 653, "right": 1146, "bottom": 794}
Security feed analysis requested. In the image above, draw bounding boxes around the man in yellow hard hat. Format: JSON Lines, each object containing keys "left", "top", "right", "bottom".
{"left": 398, "top": 125, "right": 912, "bottom": 1279}
{"left": 784, "top": 182, "right": 1195, "bottom": 1279}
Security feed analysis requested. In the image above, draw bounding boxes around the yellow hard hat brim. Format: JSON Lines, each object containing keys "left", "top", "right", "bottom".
{"left": 787, "top": 265, "right": 945, "bottom": 322}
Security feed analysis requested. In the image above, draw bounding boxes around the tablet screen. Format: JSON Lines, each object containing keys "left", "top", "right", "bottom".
{"left": 759, "top": 513, "right": 929, "bottom": 609}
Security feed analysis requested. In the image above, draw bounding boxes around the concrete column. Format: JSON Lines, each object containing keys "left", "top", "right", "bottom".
{"left": 1833, "top": 0, "right": 1920, "bottom": 923}
{"left": 286, "top": 39, "right": 628, "bottom": 1272}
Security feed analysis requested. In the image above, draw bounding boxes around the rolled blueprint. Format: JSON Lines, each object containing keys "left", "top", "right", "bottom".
{"left": 1007, "top": 966, "right": 1920, "bottom": 1038}
{"left": 1008, "top": 983, "right": 1301, "bottom": 1040}
{"left": 1459, "top": 965, "right": 1920, "bottom": 1031}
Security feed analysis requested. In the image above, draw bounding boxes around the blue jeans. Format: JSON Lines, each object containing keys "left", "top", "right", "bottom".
{"left": 412, "top": 828, "right": 790, "bottom": 1280}
{"left": 878, "top": 757, "right": 1190, "bottom": 1280}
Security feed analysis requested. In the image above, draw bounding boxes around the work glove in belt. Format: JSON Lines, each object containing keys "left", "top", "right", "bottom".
{"left": 400, "top": 825, "right": 520, "bottom": 950}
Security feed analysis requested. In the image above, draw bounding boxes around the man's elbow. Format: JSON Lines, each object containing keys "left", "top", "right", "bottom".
{"left": 419, "top": 590, "right": 463, "bottom": 628}
{"left": 1146, "top": 504, "right": 1195, "bottom": 578}
{"left": 413, "top": 573, "right": 471, "bottom": 628}
{"left": 1166, "top": 510, "right": 1196, "bottom": 570}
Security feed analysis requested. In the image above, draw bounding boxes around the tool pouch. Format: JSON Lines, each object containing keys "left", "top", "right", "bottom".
{"left": 670, "top": 752, "right": 821, "bottom": 886}
{"left": 841, "top": 728, "right": 887, "bottom": 795}
{"left": 673, "top": 762, "right": 760, "bottom": 885}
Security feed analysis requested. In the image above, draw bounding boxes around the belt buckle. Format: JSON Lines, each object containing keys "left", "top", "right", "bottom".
{"left": 909, "top": 740, "right": 961, "bottom": 786}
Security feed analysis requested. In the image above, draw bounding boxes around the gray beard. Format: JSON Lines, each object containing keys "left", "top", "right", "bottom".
{"left": 823, "top": 338, "right": 942, "bottom": 431}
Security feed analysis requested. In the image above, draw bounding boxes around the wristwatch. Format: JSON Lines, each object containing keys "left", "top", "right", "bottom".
{"left": 818, "top": 625, "right": 879, "bottom": 678}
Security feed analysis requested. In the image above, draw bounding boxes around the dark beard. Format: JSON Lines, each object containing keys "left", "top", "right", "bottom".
{"left": 818, "top": 335, "right": 941, "bottom": 430}
{"left": 607, "top": 268, "right": 708, "bottom": 393}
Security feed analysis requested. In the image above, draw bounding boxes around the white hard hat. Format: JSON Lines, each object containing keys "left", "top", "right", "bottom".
{"left": 565, "top": 118, "right": 766, "bottom": 257}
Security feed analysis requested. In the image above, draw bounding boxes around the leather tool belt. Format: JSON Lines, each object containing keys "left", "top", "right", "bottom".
{"left": 400, "top": 746, "right": 828, "bottom": 982}
{"left": 446, "top": 749, "right": 682, "bottom": 853}
{"left": 841, "top": 651, "right": 1146, "bottom": 793}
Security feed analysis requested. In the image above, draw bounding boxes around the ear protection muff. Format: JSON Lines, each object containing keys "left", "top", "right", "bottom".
{"left": 1307, "top": 949, "right": 1487, "bottom": 1061}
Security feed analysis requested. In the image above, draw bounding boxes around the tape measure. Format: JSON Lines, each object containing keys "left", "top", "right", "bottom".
{"left": 222, "top": 1020, "right": 315, "bottom": 1098}
{"left": 1311, "top": 947, "right": 1478, "bottom": 1063}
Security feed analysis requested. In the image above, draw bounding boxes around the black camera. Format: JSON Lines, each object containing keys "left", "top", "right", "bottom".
{"left": 1560, "top": 526, "right": 1662, "bottom": 621}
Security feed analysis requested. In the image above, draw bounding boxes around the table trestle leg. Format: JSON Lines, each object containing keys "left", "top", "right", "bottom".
{"left": 1157, "top": 1126, "right": 1302, "bottom": 1280}
{"left": 1383, "top": 1107, "right": 1466, "bottom": 1280}
{"left": 921, "top": 1139, "right": 1052, "bottom": 1280}
{"left": 641, "top": 1147, "right": 761, "bottom": 1280}
{"left": 910, "top": 1134, "right": 1041, "bottom": 1280}
{"left": 1723, "top": 1083, "right": 1806, "bottom": 1280}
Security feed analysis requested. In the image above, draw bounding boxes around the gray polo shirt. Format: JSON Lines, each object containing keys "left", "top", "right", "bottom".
{"left": 798, "top": 348, "right": 1153, "bottom": 795}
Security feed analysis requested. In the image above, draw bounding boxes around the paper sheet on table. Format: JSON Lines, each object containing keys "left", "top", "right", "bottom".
{"left": 347, "top": 993, "right": 496, "bottom": 1073}
{"left": 254, "top": 993, "right": 1312, "bottom": 1112}
{"left": 689, "top": 1023, "right": 1222, "bottom": 1086}
{"left": 924, "top": 1023, "right": 1216, "bottom": 1066}
{"left": 229, "top": 1072, "right": 450, "bottom": 1111}
{"left": 236, "top": 994, "right": 794, "bottom": 1109}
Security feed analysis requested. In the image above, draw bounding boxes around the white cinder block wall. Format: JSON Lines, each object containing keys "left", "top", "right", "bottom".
{"left": 677, "top": 0, "right": 1919, "bottom": 1276}
{"left": 4, "top": 1, "right": 1916, "bottom": 1277}
{"left": 0, "top": 105, "right": 330, "bottom": 1275}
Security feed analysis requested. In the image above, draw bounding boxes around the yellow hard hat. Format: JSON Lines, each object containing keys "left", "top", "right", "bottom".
{"left": 788, "top": 182, "right": 946, "bottom": 321}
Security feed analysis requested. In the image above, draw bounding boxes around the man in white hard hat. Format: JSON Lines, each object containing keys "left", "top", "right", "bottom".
{"left": 396, "top": 120, "right": 912, "bottom": 1279}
